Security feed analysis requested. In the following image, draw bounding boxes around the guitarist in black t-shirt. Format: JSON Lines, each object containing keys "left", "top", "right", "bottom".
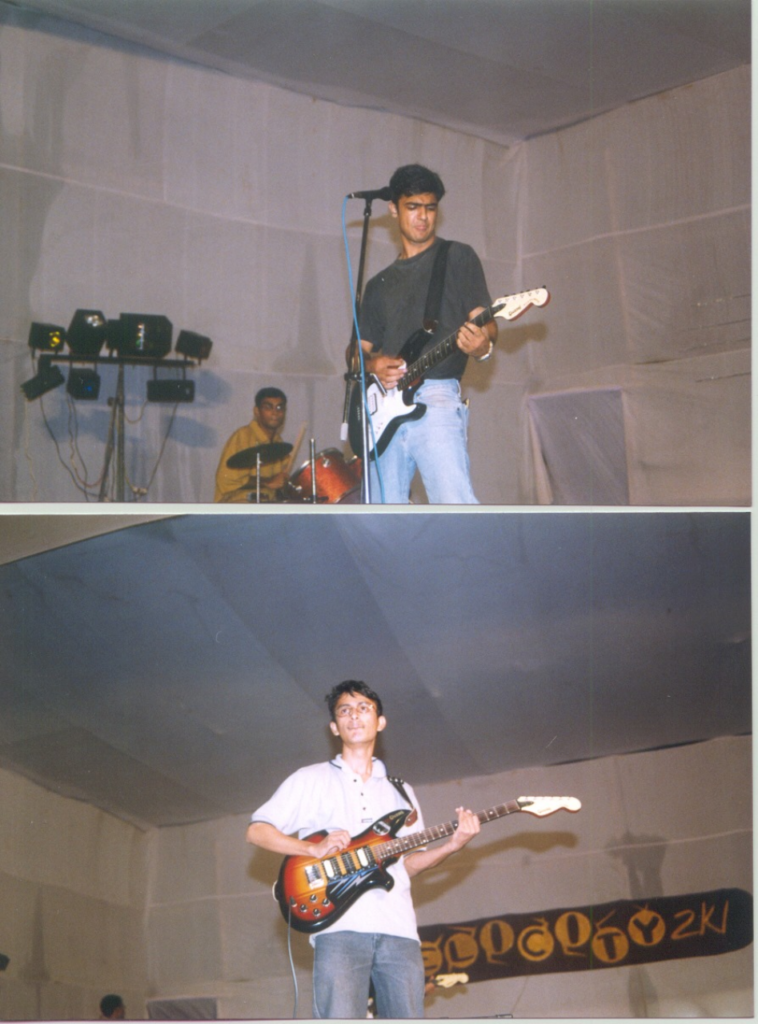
{"left": 347, "top": 164, "right": 496, "bottom": 504}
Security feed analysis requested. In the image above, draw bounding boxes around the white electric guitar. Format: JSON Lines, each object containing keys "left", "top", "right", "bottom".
{"left": 348, "top": 287, "right": 549, "bottom": 460}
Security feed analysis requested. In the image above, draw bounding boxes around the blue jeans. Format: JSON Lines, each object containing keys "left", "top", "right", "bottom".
{"left": 368, "top": 379, "right": 478, "bottom": 504}
{"left": 312, "top": 932, "right": 425, "bottom": 1019}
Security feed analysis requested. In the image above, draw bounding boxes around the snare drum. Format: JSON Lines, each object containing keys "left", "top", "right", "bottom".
{"left": 286, "top": 449, "right": 362, "bottom": 504}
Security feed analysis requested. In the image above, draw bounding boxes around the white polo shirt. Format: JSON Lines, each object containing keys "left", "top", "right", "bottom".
{"left": 252, "top": 755, "right": 424, "bottom": 943}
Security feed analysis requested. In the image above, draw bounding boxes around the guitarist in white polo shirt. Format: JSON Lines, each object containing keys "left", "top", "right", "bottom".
{"left": 246, "top": 680, "right": 480, "bottom": 1019}
{"left": 349, "top": 163, "right": 496, "bottom": 504}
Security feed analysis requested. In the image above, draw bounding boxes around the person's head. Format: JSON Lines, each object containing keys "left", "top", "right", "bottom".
{"left": 325, "top": 681, "right": 386, "bottom": 741}
{"left": 99, "top": 995, "right": 125, "bottom": 1020}
{"left": 388, "top": 165, "right": 445, "bottom": 252}
{"left": 253, "top": 387, "right": 287, "bottom": 435}
{"left": 389, "top": 164, "right": 446, "bottom": 204}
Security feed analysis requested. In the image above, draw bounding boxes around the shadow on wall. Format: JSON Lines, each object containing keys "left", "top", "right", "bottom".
{"left": 607, "top": 830, "right": 667, "bottom": 899}
{"left": 413, "top": 828, "right": 581, "bottom": 910}
{"left": 273, "top": 243, "right": 339, "bottom": 377}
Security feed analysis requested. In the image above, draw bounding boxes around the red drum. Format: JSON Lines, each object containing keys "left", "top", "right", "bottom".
{"left": 286, "top": 449, "right": 362, "bottom": 504}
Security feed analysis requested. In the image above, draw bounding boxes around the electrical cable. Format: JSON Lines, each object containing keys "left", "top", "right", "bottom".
{"left": 23, "top": 351, "right": 100, "bottom": 499}
{"left": 124, "top": 393, "right": 148, "bottom": 425}
{"left": 286, "top": 906, "right": 299, "bottom": 1018}
{"left": 38, "top": 394, "right": 97, "bottom": 500}
{"left": 65, "top": 394, "right": 104, "bottom": 497}
{"left": 33, "top": 379, "right": 179, "bottom": 501}
{"left": 341, "top": 196, "right": 386, "bottom": 503}
{"left": 135, "top": 401, "right": 180, "bottom": 499}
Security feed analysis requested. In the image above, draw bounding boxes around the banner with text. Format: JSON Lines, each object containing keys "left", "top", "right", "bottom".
{"left": 419, "top": 888, "right": 752, "bottom": 981}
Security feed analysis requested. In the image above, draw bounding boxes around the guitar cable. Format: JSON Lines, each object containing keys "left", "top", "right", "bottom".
{"left": 286, "top": 904, "right": 299, "bottom": 1018}
{"left": 341, "top": 197, "right": 386, "bottom": 503}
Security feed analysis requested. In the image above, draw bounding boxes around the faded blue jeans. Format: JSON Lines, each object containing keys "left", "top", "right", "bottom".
{"left": 312, "top": 932, "right": 425, "bottom": 1019}
{"left": 368, "top": 379, "right": 478, "bottom": 504}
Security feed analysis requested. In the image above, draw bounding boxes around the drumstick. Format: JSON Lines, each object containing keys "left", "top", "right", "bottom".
{"left": 284, "top": 423, "right": 307, "bottom": 473}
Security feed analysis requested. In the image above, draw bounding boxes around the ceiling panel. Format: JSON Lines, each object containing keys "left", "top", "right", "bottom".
{"left": 7, "top": 0, "right": 751, "bottom": 145}
{"left": 0, "top": 511, "right": 750, "bottom": 828}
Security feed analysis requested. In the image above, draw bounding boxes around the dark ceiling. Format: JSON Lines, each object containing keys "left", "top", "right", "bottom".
{"left": 9, "top": 0, "right": 751, "bottom": 145}
{"left": 0, "top": 510, "right": 750, "bottom": 829}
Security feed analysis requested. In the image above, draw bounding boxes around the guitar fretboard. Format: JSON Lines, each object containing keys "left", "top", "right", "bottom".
{"left": 397, "top": 304, "right": 500, "bottom": 392}
{"left": 374, "top": 798, "right": 525, "bottom": 860}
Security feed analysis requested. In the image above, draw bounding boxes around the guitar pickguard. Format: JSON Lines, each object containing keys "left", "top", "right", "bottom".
{"left": 346, "top": 328, "right": 432, "bottom": 459}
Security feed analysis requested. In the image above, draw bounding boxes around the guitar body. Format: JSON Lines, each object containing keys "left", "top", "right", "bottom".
{"left": 347, "top": 381, "right": 425, "bottom": 461}
{"left": 347, "top": 327, "right": 431, "bottom": 460}
{"left": 274, "top": 808, "right": 412, "bottom": 933}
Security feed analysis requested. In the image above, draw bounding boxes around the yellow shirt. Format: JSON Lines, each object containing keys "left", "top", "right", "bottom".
{"left": 214, "top": 419, "right": 288, "bottom": 503}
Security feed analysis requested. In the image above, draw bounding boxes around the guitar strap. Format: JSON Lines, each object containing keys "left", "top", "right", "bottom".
{"left": 422, "top": 240, "right": 452, "bottom": 335}
{"left": 387, "top": 774, "right": 418, "bottom": 826}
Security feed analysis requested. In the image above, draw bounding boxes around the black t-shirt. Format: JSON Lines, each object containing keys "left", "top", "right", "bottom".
{"left": 358, "top": 237, "right": 492, "bottom": 382}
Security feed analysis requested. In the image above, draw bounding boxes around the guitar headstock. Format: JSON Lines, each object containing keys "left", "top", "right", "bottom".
{"left": 432, "top": 973, "right": 469, "bottom": 989}
{"left": 492, "top": 287, "right": 550, "bottom": 322}
{"left": 517, "top": 796, "right": 581, "bottom": 816}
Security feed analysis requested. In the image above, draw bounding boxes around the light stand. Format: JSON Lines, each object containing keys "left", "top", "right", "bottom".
{"left": 22, "top": 311, "right": 211, "bottom": 502}
{"left": 98, "top": 361, "right": 126, "bottom": 502}
{"left": 39, "top": 351, "right": 202, "bottom": 502}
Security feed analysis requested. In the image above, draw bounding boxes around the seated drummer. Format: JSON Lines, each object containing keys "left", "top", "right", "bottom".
{"left": 214, "top": 387, "right": 289, "bottom": 502}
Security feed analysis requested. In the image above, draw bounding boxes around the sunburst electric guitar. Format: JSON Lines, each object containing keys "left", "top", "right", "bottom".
{"left": 274, "top": 794, "right": 579, "bottom": 933}
{"left": 348, "top": 287, "right": 550, "bottom": 460}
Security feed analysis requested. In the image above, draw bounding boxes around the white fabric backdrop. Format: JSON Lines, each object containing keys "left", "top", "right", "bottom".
{"left": 0, "top": 9, "right": 749, "bottom": 504}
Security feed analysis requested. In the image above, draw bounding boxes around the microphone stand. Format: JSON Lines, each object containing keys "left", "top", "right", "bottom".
{"left": 342, "top": 196, "right": 377, "bottom": 504}
{"left": 309, "top": 439, "right": 317, "bottom": 503}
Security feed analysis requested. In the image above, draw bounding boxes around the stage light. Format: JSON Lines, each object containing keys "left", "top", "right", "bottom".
{"left": 146, "top": 379, "right": 195, "bottom": 403}
{"left": 117, "top": 313, "right": 172, "bottom": 358}
{"left": 28, "top": 322, "right": 66, "bottom": 352}
{"left": 176, "top": 330, "right": 212, "bottom": 362}
{"left": 67, "top": 309, "right": 108, "bottom": 357}
{"left": 67, "top": 367, "right": 101, "bottom": 400}
{"left": 20, "top": 355, "right": 65, "bottom": 401}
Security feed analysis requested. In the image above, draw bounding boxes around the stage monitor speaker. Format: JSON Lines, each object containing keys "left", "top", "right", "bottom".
{"left": 147, "top": 379, "right": 194, "bottom": 403}
{"left": 118, "top": 313, "right": 172, "bottom": 358}
{"left": 67, "top": 367, "right": 101, "bottom": 400}
{"left": 67, "top": 309, "right": 108, "bottom": 357}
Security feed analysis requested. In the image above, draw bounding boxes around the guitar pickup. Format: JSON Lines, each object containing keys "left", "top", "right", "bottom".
{"left": 340, "top": 851, "right": 358, "bottom": 874}
{"left": 305, "top": 863, "right": 325, "bottom": 888}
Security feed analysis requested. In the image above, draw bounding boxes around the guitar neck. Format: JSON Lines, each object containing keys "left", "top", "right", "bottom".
{"left": 375, "top": 798, "right": 523, "bottom": 860}
{"left": 398, "top": 305, "right": 497, "bottom": 390}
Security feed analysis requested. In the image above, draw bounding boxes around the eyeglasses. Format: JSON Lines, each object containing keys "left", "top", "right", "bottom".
{"left": 335, "top": 701, "right": 376, "bottom": 719}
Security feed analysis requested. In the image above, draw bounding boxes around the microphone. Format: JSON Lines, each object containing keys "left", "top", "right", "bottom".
{"left": 347, "top": 186, "right": 392, "bottom": 201}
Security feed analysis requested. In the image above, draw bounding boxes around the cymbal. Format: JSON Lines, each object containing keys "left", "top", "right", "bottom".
{"left": 226, "top": 442, "right": 292, "bottom": 469}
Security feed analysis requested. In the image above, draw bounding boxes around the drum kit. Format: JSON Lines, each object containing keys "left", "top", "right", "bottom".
{"left": 225, "top": 441, "right": 362, "bottom": 504}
